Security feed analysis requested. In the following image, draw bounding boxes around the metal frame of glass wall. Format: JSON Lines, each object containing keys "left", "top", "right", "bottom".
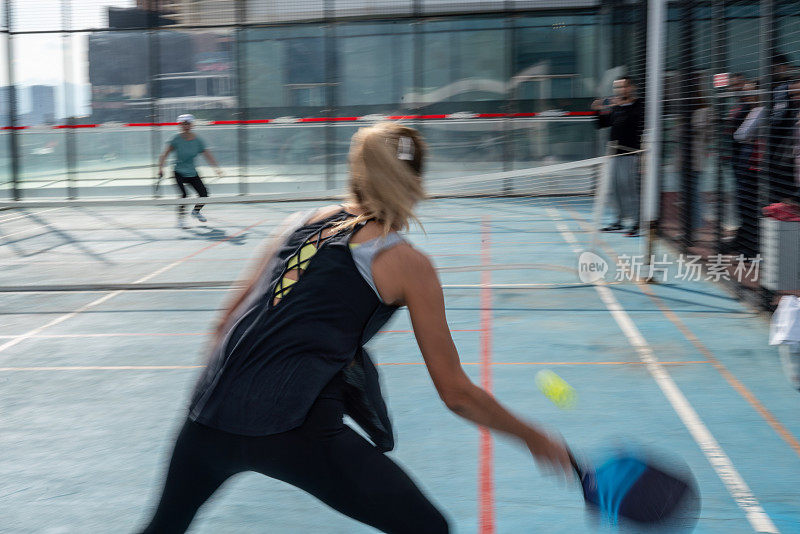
{"left": 0, "top": 0, "right": 645, "bottom": 201}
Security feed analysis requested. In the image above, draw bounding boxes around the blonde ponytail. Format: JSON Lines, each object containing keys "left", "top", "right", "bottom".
{"left": 338, "top": 122, "right": 426, "bottom": 234}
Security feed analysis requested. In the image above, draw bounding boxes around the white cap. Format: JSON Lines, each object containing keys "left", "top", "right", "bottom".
{"left": 177, "top": 114, "right": 195, "bottom": 124}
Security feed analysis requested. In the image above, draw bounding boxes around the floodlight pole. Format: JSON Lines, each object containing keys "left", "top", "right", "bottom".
{"left": 643, "top": 0, "right": 667, "bottom": 270}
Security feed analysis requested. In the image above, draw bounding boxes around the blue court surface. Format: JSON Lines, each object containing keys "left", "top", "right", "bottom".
{"left": 1, "top": 198, "right": 799, "bottom": 533}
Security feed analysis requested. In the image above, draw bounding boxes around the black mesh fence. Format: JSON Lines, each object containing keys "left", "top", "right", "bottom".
{"left": 659, "top": 0, "right": 800, "bottom": 306}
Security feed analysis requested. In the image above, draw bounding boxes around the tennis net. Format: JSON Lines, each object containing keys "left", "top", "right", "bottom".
{"left": 0, "top": 155, "right": 647, "bottom": 293}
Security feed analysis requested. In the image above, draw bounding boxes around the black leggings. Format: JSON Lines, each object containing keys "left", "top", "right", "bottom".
{"left": 174, "top": 173, "right": 208, "bottom": 216}
{"left": 139, "top": 384, "right": 449, "bottom": 533}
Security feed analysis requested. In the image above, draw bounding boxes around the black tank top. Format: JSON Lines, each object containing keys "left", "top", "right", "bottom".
{"left": 189, "top": 210, "right": 400, "bottom": 451}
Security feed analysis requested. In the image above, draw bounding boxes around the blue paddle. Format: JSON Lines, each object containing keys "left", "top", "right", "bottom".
{"left": 569, "top": 448, "right": 700, "bottom": 530}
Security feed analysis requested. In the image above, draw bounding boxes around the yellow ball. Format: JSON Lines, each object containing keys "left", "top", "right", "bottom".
{"left": 535, "top": 369, "right": 577, "bottom": 409}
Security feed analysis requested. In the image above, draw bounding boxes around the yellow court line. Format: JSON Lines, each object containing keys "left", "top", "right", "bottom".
{"left": 0, "top": 361, "right": 710, "bottom": 372}
{"left": 565, "top": 207, "right": 800, "bottom": 460}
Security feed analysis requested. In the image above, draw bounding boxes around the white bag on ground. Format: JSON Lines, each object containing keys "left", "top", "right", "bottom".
{"left": 769, "top": 296, "right": 800, "bottom": 391}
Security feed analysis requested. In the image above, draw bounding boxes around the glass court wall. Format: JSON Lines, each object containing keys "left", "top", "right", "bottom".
{"left": 0, "top": 0, "right": 643, "bottom": 200}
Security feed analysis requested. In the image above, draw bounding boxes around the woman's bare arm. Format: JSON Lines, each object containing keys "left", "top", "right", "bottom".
{"left": 376, "top": 246, "right": 572, "bottom": 475}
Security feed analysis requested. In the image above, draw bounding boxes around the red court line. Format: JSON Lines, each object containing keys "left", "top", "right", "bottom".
{"left": 479, "top": 216, "right": 495, "bottom": 534}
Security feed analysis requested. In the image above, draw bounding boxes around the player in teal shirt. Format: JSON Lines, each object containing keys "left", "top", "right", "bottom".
{"left": 158, "top": 114, "right": 223, "bottom": 228}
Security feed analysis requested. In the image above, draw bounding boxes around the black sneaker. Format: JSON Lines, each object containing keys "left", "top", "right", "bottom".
{"left": 625, "top": 225, "right": 640, "bottom": 237}
{"left": 601, "top": 222, "right": 624, "bottom": 232}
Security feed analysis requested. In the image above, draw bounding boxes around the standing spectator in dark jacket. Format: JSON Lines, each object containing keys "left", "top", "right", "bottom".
{"left": 592, "top": 76, "right": 645, "bottom": 237}
{"left": 732, "top": 82, "right": 767, "bottom": 258}
{"left": 767, "top": 54, "right": 798, "bottom": 204}
{"left": 791, "top": 79, "right": 800, "bottom": 200}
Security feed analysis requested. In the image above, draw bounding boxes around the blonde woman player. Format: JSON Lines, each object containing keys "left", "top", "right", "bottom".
{"left": 139, "top": 123, "right": 571, "bottom": 533}
{"left": 157, "top": 114, "right": 223, "bottom": 228}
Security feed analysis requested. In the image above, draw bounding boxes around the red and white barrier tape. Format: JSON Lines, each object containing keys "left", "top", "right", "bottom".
{"left": 1, "top": 111, "right": 596, "bottom": 131}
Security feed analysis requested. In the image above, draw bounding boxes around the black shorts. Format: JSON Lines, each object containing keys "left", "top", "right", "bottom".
{"left": 173, "top": 172, "right": 208, "bottom": 199}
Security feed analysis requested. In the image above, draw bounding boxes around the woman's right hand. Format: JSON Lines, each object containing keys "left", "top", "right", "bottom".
{"left": 524, "top": 429, "right": 573, "bottom": 478}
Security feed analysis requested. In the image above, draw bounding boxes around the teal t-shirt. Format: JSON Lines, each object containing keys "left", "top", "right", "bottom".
{"left": 169, "top": 134, "right": 206, "bottom": 177}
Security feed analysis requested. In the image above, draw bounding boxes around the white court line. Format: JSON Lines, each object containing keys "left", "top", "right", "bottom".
{"left": 0, "top": 282, "right": 606, "bottom": 295}
{"left": 1, "top": 227, "right": 53, "bottom": 240}
{"left": 0, "top": 207, "right": 62, "bottom": 224}
{"left": 0, "top": 266, "right": 179, "bottom": 359}
{"left": 0, "top": 220, "right": 266, "bottom": 361}
{"left": 0, "top": 208, "right": 66, "bottom": 240}
{"left": 546, "top": 206, "right": 779, "bottom": 534}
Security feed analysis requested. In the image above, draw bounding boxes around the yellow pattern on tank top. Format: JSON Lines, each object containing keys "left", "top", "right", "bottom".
{"left": 272, "top": 233, "right": 362, "bottom": 305}
{"left": 273, "top": 242, "right": 318, "bottom": 303}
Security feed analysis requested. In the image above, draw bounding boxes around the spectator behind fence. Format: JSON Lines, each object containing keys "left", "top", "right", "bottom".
{"left": 790, "top": 78, "right": 800, "bottom": 200}
{"left": 731, "top": 82, "right": 766, "bottom": 258}
{"left": 591, "top": 76, "right": 645, "bottom": 237}
{"left": 766, "top": 54, "right": 798, "bottom": 204}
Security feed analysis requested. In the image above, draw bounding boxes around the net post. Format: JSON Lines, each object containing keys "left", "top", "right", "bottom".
{"left": 642, "top": 0, "right": 667, "bottom": 283}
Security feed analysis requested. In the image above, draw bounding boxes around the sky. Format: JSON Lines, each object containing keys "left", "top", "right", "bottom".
{"left": 3, "top": 1, "right": 137, "bottom": 116}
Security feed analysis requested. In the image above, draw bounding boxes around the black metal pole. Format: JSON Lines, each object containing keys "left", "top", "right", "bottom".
{"left": 759, "top": 0, "right": 775, "bottom": 209}
{"left": 712, "top": 0, "right": 725, "bottom": 255}
{"left": 759, "top": 0, "right": 776, "bottom": 309}
{"left": 5, "top": 0, "right": 19, "bottom": 200}
{"left": 149, "top": 6, "right": 161, "bottom": 198}
{"left": 63, "top": 0, "right": 76, "bottom": 199}
{"left": 679, "top": 0, "right": 695, "bottom": 253}
{"left": 235, "top": 0, "right": 248, "bottom": 195}
{"left": 634, "top": 0, "right": 647, "bottom": 92}
{"left": 412, "top": 0, "right": 422, "bottom": 112}
{"left": 502, "top": 2, "right": 513, "bottom": 183}
{"left": 324, "top": 0, "right": 336, "bottom": 191}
